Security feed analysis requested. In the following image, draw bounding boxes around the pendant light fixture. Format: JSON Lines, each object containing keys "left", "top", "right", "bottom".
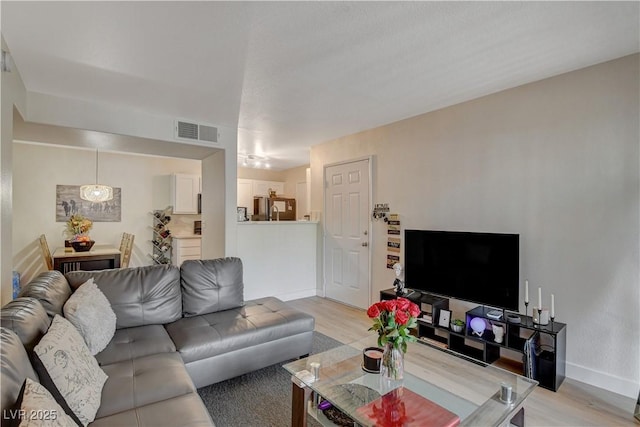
{"left": 80, "top": 149, "right": 113, "bottom": 202}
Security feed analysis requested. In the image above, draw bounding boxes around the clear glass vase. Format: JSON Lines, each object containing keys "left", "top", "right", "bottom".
{"left": 380, "top": 342, "right": 404, "bottom": 381}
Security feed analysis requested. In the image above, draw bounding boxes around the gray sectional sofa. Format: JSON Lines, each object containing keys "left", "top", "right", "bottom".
{"left": 1, "top": 257, "right": 315, "bottom": 426}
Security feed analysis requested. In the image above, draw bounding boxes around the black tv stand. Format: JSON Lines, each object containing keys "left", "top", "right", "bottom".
{"left": 396, "top": 288, "right": 420, "bottom": 298}
{"left": 379, "top": 288, "right": 566, "bottom": 392}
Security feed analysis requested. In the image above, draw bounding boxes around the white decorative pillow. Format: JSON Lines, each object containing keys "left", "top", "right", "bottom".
{"left": 33, "top": 315, "right": 108, "bottom": 427}
{"left": 63, "top": 278, "right": 116, "bottom": 355}
{"left": 18, "top": 378, "right": 77, "bottom": 427}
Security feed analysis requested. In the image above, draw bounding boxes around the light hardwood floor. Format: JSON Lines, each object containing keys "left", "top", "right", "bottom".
{"left": 288, "top": 296, "right": 638, "bottom": 427}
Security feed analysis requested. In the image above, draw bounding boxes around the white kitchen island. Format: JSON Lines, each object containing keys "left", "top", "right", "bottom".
{"left": 236, "top": 221, "right": 319, "bottom": 301}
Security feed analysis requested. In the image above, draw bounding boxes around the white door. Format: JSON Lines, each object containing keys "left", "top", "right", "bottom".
{"left": 324, "top": 159, "right": 370, "bottom": 309}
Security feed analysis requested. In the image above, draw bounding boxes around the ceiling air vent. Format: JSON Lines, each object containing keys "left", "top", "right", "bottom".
{"left": 198, "top": 124, "right": 218, "bottom": 143}
{"left": 174, "top": 120, "right": 219, "bottom": 144}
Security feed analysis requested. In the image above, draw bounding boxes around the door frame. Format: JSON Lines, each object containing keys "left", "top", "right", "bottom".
{"left": 322, "top": 155, "right": 373, "bottom": 308}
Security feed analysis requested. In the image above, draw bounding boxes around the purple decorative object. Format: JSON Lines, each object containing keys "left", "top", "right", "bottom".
{"left": 470, "top": 317, "right": 486, "bottom": 336}
{"left": 318, "top": 400, "right": 333, "bottom": 410}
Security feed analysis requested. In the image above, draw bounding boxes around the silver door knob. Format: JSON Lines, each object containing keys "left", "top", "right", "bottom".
{"left": 361, "top": 242, "right": 368, "bottom": 247}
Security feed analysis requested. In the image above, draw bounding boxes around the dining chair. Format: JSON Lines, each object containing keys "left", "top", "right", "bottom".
{"left": 38, "top": 234, "right": 54, "bottom": 271}
{"left": 119, "top": 232, "right": 135, "bottom": 268}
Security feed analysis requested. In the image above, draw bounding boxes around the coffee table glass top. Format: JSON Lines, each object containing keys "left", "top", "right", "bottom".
{"left": 283, "top": 336, "right": 537, "bottom": 426}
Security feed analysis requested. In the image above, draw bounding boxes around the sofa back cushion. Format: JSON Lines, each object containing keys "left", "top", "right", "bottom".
{"left": 65, "top": 265, "right": 182, "bottom": 329}
{"left": 0, "top": 297, "right": 50, "bottom": 352}
{"left": 18, "top": 271, "right": 72, "bottom": 320}
{"left": 1, "top": 327, "right": 39, "bottom": 420}
{"left": 180, "top": 258, "right": 244, "bottom": 317}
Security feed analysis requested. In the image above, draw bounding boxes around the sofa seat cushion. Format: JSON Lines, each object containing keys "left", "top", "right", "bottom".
{"left": 165, "top": 297, "right": 315, "bottom": 363}
{"left": 89, "top": 392, "right": 214, "bottom": 427}
{"left": 95, "top": 325, "right": 176, "bottom": 366}
{"left": 96, "top": 352, "right": 196, "bottom": 419}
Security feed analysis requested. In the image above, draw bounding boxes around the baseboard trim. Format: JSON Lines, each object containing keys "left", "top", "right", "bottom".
{"left": 567, "top": 361, "right": 639, "bottom": 398}
{"left": 274, "top": 288, "right": 318, "bottom": 301}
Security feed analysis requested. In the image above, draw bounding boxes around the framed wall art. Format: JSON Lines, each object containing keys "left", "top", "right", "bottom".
{"left": 56, "top": 185, "right": 121, "bottom": 222}
{"left": 438, "top": 309, "right": 452, "bottom": 328}
{"left": 237, "top": 206, "right": 248, "bottom": 222}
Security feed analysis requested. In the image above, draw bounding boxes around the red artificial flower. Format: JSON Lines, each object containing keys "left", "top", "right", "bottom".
{"left": 382, "top": 299, "right": 397, "bottom": 312}
{"left": 367, "top": 303, "right": 381, "bottom": 318}
{"left": 409, "top": 302, "right": 421, "bottom": 318}
{"left": 395, "top": 309, "right": 409, "bottom": 325}
{"left": 368, "top": 297, "right": 419, "bottom": 353}
{"left": 396, "top": 297, "right": 411, "bottom": 311}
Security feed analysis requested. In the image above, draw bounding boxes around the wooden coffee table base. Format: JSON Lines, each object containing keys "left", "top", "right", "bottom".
{"left": 291, "top": 376, "right": 311, "bottom": 427}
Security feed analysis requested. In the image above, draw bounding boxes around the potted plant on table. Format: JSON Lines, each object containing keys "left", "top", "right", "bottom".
{"left": 450, "top": 318, "right": 464, "bottom": 333}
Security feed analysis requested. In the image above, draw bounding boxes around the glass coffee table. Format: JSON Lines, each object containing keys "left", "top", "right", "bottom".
{"left": 283, "top": 336, "right": 537, "bottom": 427}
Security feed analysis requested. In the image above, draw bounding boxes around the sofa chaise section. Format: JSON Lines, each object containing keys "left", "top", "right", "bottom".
{"left": 167, "top": 297, "right": 314, "bottom": 387}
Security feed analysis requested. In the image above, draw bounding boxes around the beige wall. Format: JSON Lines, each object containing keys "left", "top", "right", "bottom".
{"left": 237, "top": 164, "right": 309, "bottom": 200}
{"left": 237, "top": 167, "right": 285, "bottom": 181}
{"left": 1, "top": 36, "right": 27, "bottom": 304}
{"left": 310, "top": 54, "right": 639, "bottom": 396}
{"left": 282, "top": 164, "right": 309, "bottom": 198}
{"left": 12, "top": 143, "right": 201, "bottom": 283}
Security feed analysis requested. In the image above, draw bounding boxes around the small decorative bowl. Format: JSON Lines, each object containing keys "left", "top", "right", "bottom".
{"left": 71, "top": 240, "right": 95, "bottom": 252}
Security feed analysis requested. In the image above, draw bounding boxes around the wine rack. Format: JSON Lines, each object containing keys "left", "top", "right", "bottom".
{"left": 149, "top": 207, "right": 172, "bottom": 265}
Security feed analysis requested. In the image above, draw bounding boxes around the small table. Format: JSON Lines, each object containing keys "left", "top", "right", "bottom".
{"left": 283, "top": 336, "right": 537, "bottom": 427}
{"left": 53, "top": 245, "right": 121, "bottom": 273}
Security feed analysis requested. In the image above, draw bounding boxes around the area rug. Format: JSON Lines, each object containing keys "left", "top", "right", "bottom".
{"left": 197, "top": 331, "right": 343, "bottom": 427}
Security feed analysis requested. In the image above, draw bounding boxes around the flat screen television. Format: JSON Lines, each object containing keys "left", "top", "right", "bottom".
{"left": 404, "top": 229, "right": 519, "bottom": 311}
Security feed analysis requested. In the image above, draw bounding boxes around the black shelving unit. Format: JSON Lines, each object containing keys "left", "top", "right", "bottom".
{"left": 149, "top": 207, "right": 172, "bottom": 265}
{"left": 379, "top": 288, "right": 567, "bottom": 392}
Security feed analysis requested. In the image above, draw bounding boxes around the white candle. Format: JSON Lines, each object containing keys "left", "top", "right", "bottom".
{"left": 525, "top": 280, "right": 529, "bottom": 304}
{"left": 538, "top": 287, "right": 542, "bottom": 310}
{"left": 551, "top": 294, "right": 555, "bottom": 318}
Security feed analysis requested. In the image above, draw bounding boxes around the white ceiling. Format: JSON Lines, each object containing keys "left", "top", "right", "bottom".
{"left": 2, "top": 1, "right": 639, "bottom": 170}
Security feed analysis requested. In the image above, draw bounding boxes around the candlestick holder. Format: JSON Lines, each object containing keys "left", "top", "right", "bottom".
{"left": 550, "top": 316, "right": 555, "bottom": 330}
{"left": 536, "top": 308, "right": 542, "bottom": 328}
{"left": 524, "top": 302, "right": 529, "bottom": 326}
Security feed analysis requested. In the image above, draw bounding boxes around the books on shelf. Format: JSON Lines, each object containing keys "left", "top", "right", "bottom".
{"left": 523, "top": 331, "right": 540, "bottom": 380}
{"left": 421, "top": 314, "right": 433, "bottom": 324}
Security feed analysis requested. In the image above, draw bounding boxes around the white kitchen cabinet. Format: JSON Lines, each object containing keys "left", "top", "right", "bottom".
{"left": 237, "top": 179, "right": 254, "bottom": 212}
{"left": 171, "top": 174, "right": 200, "bottom": 214}
{"left": 171, "top": 237, "right": 202, "bottom": 267}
